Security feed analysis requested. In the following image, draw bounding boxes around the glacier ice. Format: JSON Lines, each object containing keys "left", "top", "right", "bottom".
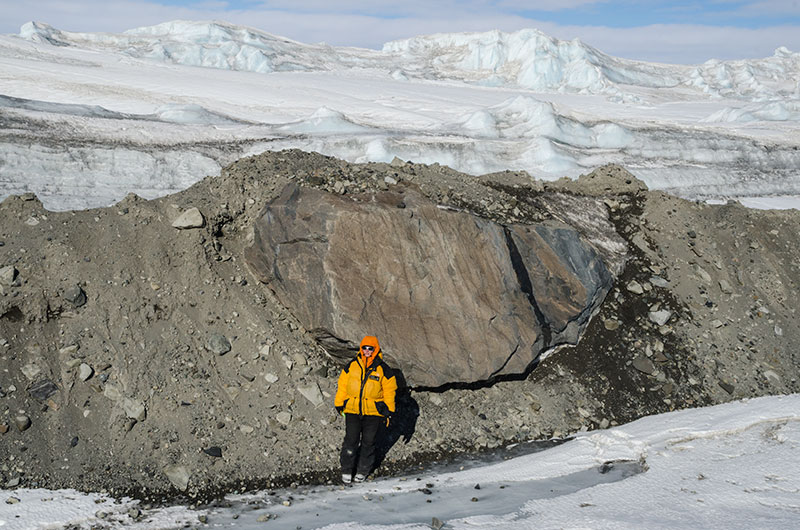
{"left": 3, "top": 21, "right": 799, "bottom": 210}
{"left": 702, "top": 100, "right": 800, "bottom": 123}
{"left": 18, "top": 21, "right": 799, "bottom": 102}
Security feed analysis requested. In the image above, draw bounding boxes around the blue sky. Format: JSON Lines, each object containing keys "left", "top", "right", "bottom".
{"left": 2, "top": 1, "right": 799, "bottom": 63}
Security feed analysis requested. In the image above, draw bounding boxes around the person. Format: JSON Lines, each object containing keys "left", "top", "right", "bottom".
{"left": 334, "top": 335, "right": 398, "bottom": 483}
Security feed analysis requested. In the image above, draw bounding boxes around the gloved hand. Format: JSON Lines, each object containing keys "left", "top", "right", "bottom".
{"left": 335, "top": 405, "right": 344, "bottom": 415}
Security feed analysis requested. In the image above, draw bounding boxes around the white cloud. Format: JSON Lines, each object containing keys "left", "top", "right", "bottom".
{"left": 541, "top": 23, "right": 800, "bottom": 63}
{"left": 0, "top": 0, "right": 797, "bottom": 64}
{"left": 737, "top": 0, "right": 800, "bottom": 15}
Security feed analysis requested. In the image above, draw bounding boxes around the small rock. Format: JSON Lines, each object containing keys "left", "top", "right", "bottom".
{"left": 603, "top": 319, "right": 620, "bottom": 331}
{"left": 207, "top": 333, "right": 231, "bottom": 355}
{"left": 122, "top": 398, "right": 147, "bottom": 422}
{"left": 59, "top": 344, "right": 79, "bottom": 356}
{"left": 599, "top": 418, "right": 610, "bottom": 429}
{"left": 79, "top": 363, "right": 94, "bottom": 381}
{"left": 256, "top": 514, "right": 271, "bottom": 522}
{"left": 203, "top": 446, "right": 222, "bottom": 458}
{"left": 292, "top": 353, "right": 307, "bottom": 366}
{"left": 103, "top": 383, "right": 123, "bottom": 401}
{"left": 128, "top": 508, "right": 141, "bottom": 520}
{"left": 711, "top": 319, "right": 724, "bottom": 329}
{"left": 471, "top": 497, "right": 479, "bottom": 502}
{"left": 65, "top": 358, "right": 82, "bottom": 369}
{"left": 297, "top": 383, "right": 324, "bottom": 408}
{"left": 432, "top": 517, "right": 445, "bottom": 530}
{"left": 719, "top": 279, "right": 733, "bottom": 294}
{"left": 163, "top": 465, "right": 190, "bottom": 491}
{"left": 6, "top": 477, "right": 20, "bottom": 488}
{"left": 276, "top": 411, "right": 292, "bottom": 426}
{"left": 626, "top": 280, "right": 644, "bottom": 295}
{"left": 29, "top": 379, "right": 58, "bottom": 401}
{"left": 282, "top": 355, "right": 294, "bottom": 370}
{"left": 172, "top": 207, "right": 205, "bottom": 229}
{"left": 95, "top": 511, "right": 108, "bottom": 519}
{"left": 648, "top": 310, "right": 672, "bottom": 326}
{"left": 693, "top": 265, "right": 712, "bottom": 283}
{"left": 15, "top": 415, "right": 32, "bottom": 432}
{"left": 264, "top": 373, "right": 279, "bottom": 384}
{"left": 0, "top": 423, "right": 9, "bottom": 434}
{"left": 6, "top": 496, "right": 20, "bottom": 504}
{"left": 650, "top": 276, "right": 669, "bottom": 288}
{"left": 239, "top": 425, "right": 254, "bottom": 434}
{"left": 384, "top": 175, "right": 398, "bottom": 186}
{"left": 632, "top": 356, "right": 656, "bottom": 375}
{"left": 21, "top": 363, "right": 42, "bottom": 381}
{"left": 719, "top": 380, "right": 735, "bottom": 395}
{"left": 63, "top": 285, "right": 87, "bottom": 308}
{"left": 0, "top": 265, "right": 17, "bottom": 286}
{"left": 198, "top": 514, "right": 208, "bottom": 524}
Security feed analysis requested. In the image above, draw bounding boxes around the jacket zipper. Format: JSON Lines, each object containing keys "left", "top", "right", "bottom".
{"left": 358, "top": 358, "right": 378, "bottom": 416}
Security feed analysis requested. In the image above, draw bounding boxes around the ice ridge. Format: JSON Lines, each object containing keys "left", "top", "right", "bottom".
{"left": 17, "top": 21, "right": 800, "bottom": 102}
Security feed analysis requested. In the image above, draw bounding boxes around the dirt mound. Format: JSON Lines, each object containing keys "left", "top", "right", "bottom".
{"left": 1, "top": 150, "right": 798, "bottom": 499}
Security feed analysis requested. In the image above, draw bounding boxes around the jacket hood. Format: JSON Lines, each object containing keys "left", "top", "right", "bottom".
{"left": 358, "top": 335, "right": 381, "bottom": 355}
{"left": 359, "top": 335, "right": 381, "bottom": 363}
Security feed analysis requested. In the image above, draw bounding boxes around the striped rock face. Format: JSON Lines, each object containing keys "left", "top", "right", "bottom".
{"left": 246, "top": 183, "right": 620, "bottom": 388}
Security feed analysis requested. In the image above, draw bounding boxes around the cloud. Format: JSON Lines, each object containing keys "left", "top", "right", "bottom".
{"left": 245, "top": 1, "right": 607, "bottom": 16}
{"left": 740, "top": 0, "right": 800, "bottom": 15}
{"left": 560, "top": 23, "right": 800, "bottom": 63}
{"left": 0, "top": 0, "right": 797, "bottom": 64}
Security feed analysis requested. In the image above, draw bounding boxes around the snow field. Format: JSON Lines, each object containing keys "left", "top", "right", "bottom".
{"left": 1, "top": 395, "right": 797, "bottom": 529}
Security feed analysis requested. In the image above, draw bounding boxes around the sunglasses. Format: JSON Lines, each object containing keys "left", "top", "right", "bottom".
{"left": 362, "top": 346, "right": 375, "bottom": 351}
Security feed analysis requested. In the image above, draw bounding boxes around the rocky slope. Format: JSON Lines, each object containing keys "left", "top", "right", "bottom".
{"left": 1, "top": 150, "right": 798, "bottom": 500}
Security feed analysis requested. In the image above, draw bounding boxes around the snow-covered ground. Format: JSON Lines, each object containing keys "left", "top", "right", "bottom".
{"left": 1, "top": 394, "right": 798, "bottom": 529}
{"left": 1, "top": 21, "right": 799, "bottom": 210}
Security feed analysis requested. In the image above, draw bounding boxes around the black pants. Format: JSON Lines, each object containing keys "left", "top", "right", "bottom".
{"left": 340, "top": 414, "right": 383, "bottom": 476}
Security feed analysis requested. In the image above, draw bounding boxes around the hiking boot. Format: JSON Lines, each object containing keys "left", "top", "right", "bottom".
{"left": 353, "top": 473, "right": 366, "bottom": 483}
{"left": 341, "top": 474, "right": 352, "bottom": 484}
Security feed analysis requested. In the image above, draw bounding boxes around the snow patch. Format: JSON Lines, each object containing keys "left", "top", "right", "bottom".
{"left": 278, "top": 106, "right": 372, "bottom": 135}
{"left": 153, "top": 103, "right": 241, "bottom": 125}
{"left": 702, "top": 100, "right": 800, "bottom": 122}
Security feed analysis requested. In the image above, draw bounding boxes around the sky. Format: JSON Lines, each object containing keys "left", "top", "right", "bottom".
{"left": 1, "top": 1, "right": 800, "bottom": 64}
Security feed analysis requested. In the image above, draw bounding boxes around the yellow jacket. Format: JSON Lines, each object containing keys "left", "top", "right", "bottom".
{"left": 335, "top": 336, "right": 397, "bottom": 417}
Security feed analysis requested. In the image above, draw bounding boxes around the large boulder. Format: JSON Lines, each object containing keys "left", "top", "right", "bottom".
{"left": 245, "top": 183, "right": 616, "bottom": 387}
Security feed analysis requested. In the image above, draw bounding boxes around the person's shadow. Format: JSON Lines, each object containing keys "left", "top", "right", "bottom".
{"left": 374, "top": 368, "right": 419, "bottom": 471}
